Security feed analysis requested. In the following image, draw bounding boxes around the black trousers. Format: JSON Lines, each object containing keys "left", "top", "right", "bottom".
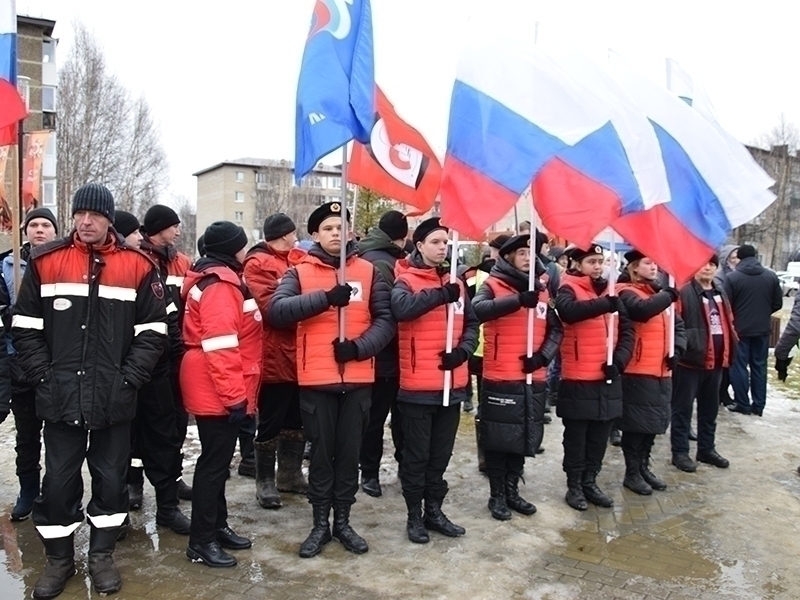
{"left": 561, "top": 418, "right": 613, "bottom": 475}
{"left": 398, "top": 402, "right": 460, "bottom": 504}
{"left": 300, "top": 387, "right": 371, "bottom": 506}
{"left": 671, "top": 366, "right": 721, "bottom": 456}
{"left": 11, "top": 388, "right": 41, "bottom": 477}
{"left": 191, "top": 417, "right": 240, "bottom": 545}
{"left": 256, "top": 382, "right": 303, "bottom": 443}
{"left": 33, "top": 421, "right": 130, "bottom": 539}
{"left": 484, "top": 450, "right": 524, "bottom": 480}
{"left": 620, "top": 431, "right": 656, "bottom": 458}
{"left": 359, "top": 377, "right": 403, "bottom": 479}
{"left": 130, "top": 375, "right": 182, "bottom": 503}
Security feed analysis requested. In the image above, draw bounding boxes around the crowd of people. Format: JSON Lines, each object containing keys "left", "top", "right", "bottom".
{"left": 0, "top": 183, "right": 790, "bottom": 599}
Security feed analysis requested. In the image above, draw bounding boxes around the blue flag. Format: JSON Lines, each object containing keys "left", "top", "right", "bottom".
{"left": 295, "top": 0, "right": 376, "bottom": 183}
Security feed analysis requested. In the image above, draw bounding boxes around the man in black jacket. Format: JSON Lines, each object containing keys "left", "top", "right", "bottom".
{"left": 671, "top": 256, "right": 736, "bottom": 473}
{"left": 13, "top": 184, "right": 168, "bottom": 598}
{"left": 723, "top": 244, "right": 782, "bottom": 416}
{"left": 357, "top": 210, "right": 407, "bottom": 498}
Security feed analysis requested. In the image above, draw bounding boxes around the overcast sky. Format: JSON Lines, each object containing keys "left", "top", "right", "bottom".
{"left": 18, "top": 0, "right": 800, "bottom": 206}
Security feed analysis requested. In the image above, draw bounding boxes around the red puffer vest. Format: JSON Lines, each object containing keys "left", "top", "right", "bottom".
{"left": 483, "top": 276, "right": 550, "bottom": 383}
{"left": 395, "top": 260, "right": 469, "bottom": 392}
{"left": 560, "top": 274, "right": 614, "bottom": 381}
{"left": 618, "top": 283, "right": 670, "bottom": 378}
{"left": 294, "top": 251, "right": 375, "bottom": 386}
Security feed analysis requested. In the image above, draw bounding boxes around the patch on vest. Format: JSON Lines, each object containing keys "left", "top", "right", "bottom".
{"left": 486, "top": 395, "right": 516, "bottom": 407}
{"left": 454, "top": 295, "right": 465, "bottom": 315}
{"left": 53, "top": 298, "right": 72, "bottom": 311}
{"left": 536, "top": 301, "right": 547, "bottom": 320}
{"left": 347, "top": 281, "right": 363, "bottom": 301}
{"left": 151, "top": 281, "right": 165, "bottom": 300}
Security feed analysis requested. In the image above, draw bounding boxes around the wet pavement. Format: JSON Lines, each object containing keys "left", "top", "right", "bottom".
{"left": 2, "top": 381, "right": 800, "bottom": 599}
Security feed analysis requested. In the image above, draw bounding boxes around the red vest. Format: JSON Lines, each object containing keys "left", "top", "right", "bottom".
{"left": 395, "top": 260, "right": 469, "bottom": 392}
{"left": 560, "top": 274, "right": 614, "bottom": 381}
{"left": 482, "top": 276, "right": 550, "bottom": 383}
{"left": 619, "top": 283, "right": 670, "bottom": 378}
{"left": 700, "top": 292, "right": 734, "bottom": 369}
{"left": 294, "top": 253, "right": 375, "bottom": 386}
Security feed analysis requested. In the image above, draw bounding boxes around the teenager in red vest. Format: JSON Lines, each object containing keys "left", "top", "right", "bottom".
{"left": 472, "top": 235, "right": 563, "bottom": 520}
{"left": 617, "top": 250, "right": 686, "bottom": 495}
{"left": 268, "top": 202, "right": 394, "bottom": 558}
{"left": 556, "top": 245, "right": 635, "bottom": 511}
{"left": 392, "top": 217, "right": 479, "bottom": 544}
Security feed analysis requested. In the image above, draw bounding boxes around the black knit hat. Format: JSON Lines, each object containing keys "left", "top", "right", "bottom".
{"left": 499, "top": 234, "right": 531, "bottom": 257}
{"left": 709, "top": 253, "right": 720, "bottom": 267}
{"left": 263, "top": 213, "right": 296, "bottom": 241}
{"left": 114, "top": 211, "right": 140, "bottom": 238}
{"left": 624, "top": 249, "right": 645, "bottom": 264}
{"left": 72, "top": 183, "right": 114, "bottom": 221}
{"left": 566, "top": 244, "right": 604, "bottom": 263}
{"left": 737, "top": 244, "right": 756, "bottom": 259}
{"left": 307, "top": 201, "right": 350, "bottom": 234}
{"left": 489, "top": 234, "right": 511, "bottom": 250}
{"left": 203, "top": 221, "right": 248, "bottom": 258}
{"left": 378, "top": 210, "right": 408, "bottom": 241}
{"left": 412, "top": 217, "right": 448, "bottom": 245}
{"left": 24, "top": 207, "right": 58, "bottom": 233}
{"left": 144, "top": 205, "right": 180, "bottom": 236}
{"left": 197, "top": 234, "right": 206, "bottom": 257}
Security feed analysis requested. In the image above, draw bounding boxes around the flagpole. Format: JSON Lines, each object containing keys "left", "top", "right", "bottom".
{"left": 442, "top": 231, "right": 460, "bottom": 407}
{"left": 11, "top": 122, "right": 23, "bottom": 295}
{"left": 351, "top": 184, "right": 359, "bottom": 236}
{"left": 606, "top": 231, "right": 617, "bottom": 382}
{"left": 667, "top": 274, "right": 676, "bottom": 358}
{"left": 339, "top": 146, "right": 348, "bottom": 348}
{"left": 525, "top": 207, "right": 538, "bottom": 385}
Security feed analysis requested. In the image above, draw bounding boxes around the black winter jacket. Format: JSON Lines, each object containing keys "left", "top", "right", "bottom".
{"left": 723, "top": 257, "right": 782, "bottom": 337}
{"left": 678, "top": 279, "right": 737, "bottom": 369}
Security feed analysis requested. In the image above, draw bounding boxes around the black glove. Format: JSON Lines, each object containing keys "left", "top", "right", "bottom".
{"left": 518, "top": 289, "right": 540, "bottom": 308}
{"left": 227, "top": 401, "right": 248, "bottom": 423}
{"left": 325, "top": 284, "right": 353, "bottom": 307}
{"left": 607, "top": 296, "right": 623, "bottom": 314}
{"left": 603, "top": 363, "right": 620, "bottom": 381}
{"left": 0, "top": 410, "right": 7, "bottom": 424}
{"left": 665, "top": 354, "right": 680, "bottom": 371}
{"left": 333, "top": 339, "right": 359, "bottom": 364}
{"left": 439, "top": 348, "right": 469, "bottom": 371}
{"left": 776, "top": 357, "right": 792, "bottom": 382}
{"left": 521, "top": 353, "right": 546, "bottom": 374}
{"left": 442, "top": 283, "right": 460, "bottom": 304}
{"left": 663, "top": 287, "right": 680, "bottom": 303}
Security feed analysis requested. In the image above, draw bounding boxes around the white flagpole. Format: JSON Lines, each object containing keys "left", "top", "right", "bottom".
{"left": 668, "top": 274, "right": 676, "bottom": 358}
{"left": 442, "top": 231, "right": 460, "bottom": 407}
{"left": 606, "top": 231, "right": 617, "bottom": 381}
{"left": 351, "top": 184, "right": 359, "bottom": 236}
{"left": 525, "top": 208, "right": 538, "bottom": 385}
{"left": 339, "top": 146, "right": 348, "bottom": 344}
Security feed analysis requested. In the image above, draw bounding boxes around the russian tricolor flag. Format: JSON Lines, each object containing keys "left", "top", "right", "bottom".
{"left": 0, "top": 0, "right": 27, "bottom": 146}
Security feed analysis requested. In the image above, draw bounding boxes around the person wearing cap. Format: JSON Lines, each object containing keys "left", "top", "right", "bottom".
{"left": 242, "top": 213, "right": 307, "bottom": 509}
{"left": 114, "top": 211, "right": 142, "bottom": 249}
{"left": 671, "top": 255, "right": 736, "bottom": 473}
{"left": 179, "top": 221, "right": 260, "bottom": 568}
{"left": 472, "top": 234, "right": 563, "bottom": 520}
{"left": 0, "top": 207, "right": 57, "bottom": 523}
{"left": 13, "top": 183, "right": 168, "bottom": 597}
{"left": 556, "top": 245, "right": 635, "bottom": 512}
{"left": 139, "top": 204, "right": 194, "bottom": 502}
{"left": 392, "top": 217, "right": 479, "bottom": 544}
{"left": 356, "top": 209, "right": 408, "bottom": 498}
{"left": 616, "top": 250, "right": 686, "bottom": 495}
{"left": 268, "top": 201, "right": 394, "bottom": 558}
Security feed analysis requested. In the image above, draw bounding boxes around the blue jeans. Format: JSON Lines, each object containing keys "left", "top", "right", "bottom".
{"left": 730, "top": 335, "right": 769, "bottom": 412}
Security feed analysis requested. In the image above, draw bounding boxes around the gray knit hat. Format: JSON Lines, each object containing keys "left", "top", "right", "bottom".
{"left": 72, "top": 183, "right": 115, "bottom": 222}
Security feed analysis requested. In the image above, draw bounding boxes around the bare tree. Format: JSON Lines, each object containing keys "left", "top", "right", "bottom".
{"left": 171, "top": 195, "right": 197, "bottom": 258}
{"left": 57, "top": 22, "right": 168, "bottom": 232}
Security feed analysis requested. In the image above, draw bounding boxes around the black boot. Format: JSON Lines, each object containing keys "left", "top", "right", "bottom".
{"left": 475, "top": 417, "right": 486, "bottom": 474}
{"left": 254, "top": 439, "right": 281, "bottom": 509}
{"left": 87, "top": 525, "right": 123, "bottom": 595}
{"left": 405, "top": 499, "right": 429, "bottom": 544}
{"left": 155, "top": 482, "right": 191, "bottom": 535}
{"left": 505, "top": 475, "right": 537, "bottom": 515}
{"left": 488, "top": 477, "right": 512, "bottom": 521}
{"left": 299, "top": 504, "right": 332, "bottom": 558}
{"left": 237, "top": 430, "right": 256, "bottom": 478}
{"left": 424, "top": 497, "right": 465, "bottom": 537}
{"left": 177, "top": 478, "right": 193, "bottom": 501}
{"left": 216, "top": 525, "right": 251, "bottom": 549}
{"left": 33, "top": 535, "right": 76, "bottom": 600}
{"left": 127, "top": 465, "right": 144, "bottom": 511}
{"left": 187, "top": 541, "right": 237, "bottom": 567}
{"left": 11, "top": 471, "right": 40, "bottom": 521}
{"left": 360, "top": 475, "right": 382, "bottom": 498}
{"left": 582, "top": 471, "right": 614, "bottom": 507}
{"left": 622, "top": 451, "right": 652, "bottom": 495}
{"left": 609, "top": 428, "right": 622, "bottom": 447}
{"left": 640, "top": 447, "right": 667, "bottom": 491}
{"left": 276, "top": 430, "right": 309, "bottom": 494}
{"left": 565, "top": 473, "right": 588, "bottom": 511}
{"left": 332, "top": 503, "right": 369, "bottom": 554}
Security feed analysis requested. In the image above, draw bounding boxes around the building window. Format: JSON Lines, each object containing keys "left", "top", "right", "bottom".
{"left": 235, "top": 191, "right": 244, "bottom": 203}
{"left": 256, "top": 172, "right": 267, "bottom": 183}
{"left": 329, "top": 176, "right": 341, "bottom": 189}
{"left": 236, "top": 171, "right": 244, "bottom": 183}
{"left": 17, "top": 77, "right": 30, "bottom": 110}
{"left": 42, "top": 40, "right": 55, "bottom": 63}
{"left": 42, "top": 112, "right": 56, "bottom": 130}
{"left": 45, "top": 134, "right": 56, "bottom": 157}
{"left": 42, "top": 86, "right": 56, "bottom": 112}
{"left": 234, "top": 211, "right": 243, "bottom": 222}
{"left": 43, "top": 181, "right": 56, "bottom": 207}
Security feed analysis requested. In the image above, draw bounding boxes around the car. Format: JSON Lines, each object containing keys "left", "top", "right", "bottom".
{"left": 778, "top": 273, "right": 799, "bottom": 297}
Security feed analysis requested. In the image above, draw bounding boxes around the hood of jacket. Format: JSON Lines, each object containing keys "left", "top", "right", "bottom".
{"left": 358, "top": 228, "right": 404, "bottom": 258}
{"left": 718, "top": 245, "right": 739, "bottom": 274}
{"left": 735, "top": 256, "right": 766, "bottom": 276}
{"left": 489, "top": 256, "right": 544, "bottom": 293}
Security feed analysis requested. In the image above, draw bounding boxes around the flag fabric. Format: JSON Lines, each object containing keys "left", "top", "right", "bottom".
{"left": 0, "top": 0, "right": 27, "bottom": 146}
{"left": 22, "top": 131, "right": 49, "bottom": 211}
{"left": 609, "top": 61, "right": 776, "bottom": 284}
{"left": 439, "top": 40, "right": 653, "bottom": 243}
{"left": 295, "top": 0, "right": 375, "bottom": 183}
{"left": 348, "top": 87, "right": 441, "bottom": 216}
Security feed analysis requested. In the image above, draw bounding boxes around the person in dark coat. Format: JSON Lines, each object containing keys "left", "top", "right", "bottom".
{"left": 472, "top": 235, "right": 563, "bottom": 520}
{"left": 723, "top": 244, "right": 783, "bottom": 416}
{"left": 617, "top": 251, "right": 686, "bottom": 495}
{"left": 555, "top": 245, "right": 635, "bottom": 511}
{"left": 356, "top": 210, "right": 408, "bottom": 497}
